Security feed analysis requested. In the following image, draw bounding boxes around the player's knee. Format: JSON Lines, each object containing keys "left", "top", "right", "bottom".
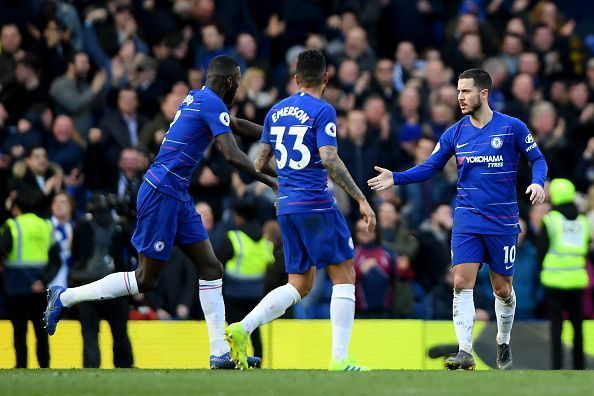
{"left": 453, "top": 278, "right": 473, "bottom": 290}
{"left": 288, "top": 280, "right": 313, "bottom": 298}
{"left": 202, "top": 260, "right": 224, "bottom": 280}
{"left": 493, "top": 284, "right": 512, "bottom": 299}
{"left": 135, "top": 268, "right": 158, "bottom": 292}
{"left": 294, "top": 283, "right": 312, "bottom": 298}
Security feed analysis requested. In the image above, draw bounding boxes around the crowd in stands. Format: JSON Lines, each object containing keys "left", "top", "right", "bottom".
{"left": 1, "top": 0, "right": 594, "bottom": 326}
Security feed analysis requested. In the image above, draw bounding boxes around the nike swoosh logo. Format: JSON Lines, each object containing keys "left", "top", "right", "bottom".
{"left": 456, "top": 143, "right": 469, "bottom": 149}
{"left": 505, "top": 265, "right": 514, "bottom": 270}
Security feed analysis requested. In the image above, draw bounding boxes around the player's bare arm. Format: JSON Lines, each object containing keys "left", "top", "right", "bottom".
{"left": 215, "top": 132, "right": 277, "bottom": 190}
{"left": 254, "top": 143, "right": 278, "bottom": 178}
{"left": 230, "top": 116, "right": 263, "bottom": 139}
{"left": 319, "top": 145, "right": 376, "bottom": 232}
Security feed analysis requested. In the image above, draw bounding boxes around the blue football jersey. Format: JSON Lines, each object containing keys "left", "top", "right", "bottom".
{"left": 394, "top": 111, "right": 547, "bottom": 235}
{"left": 144, "top": 86, "right": 231, "bottom": 201}
{"left": 261, "top": 92, "right": 338, "bottom": 215}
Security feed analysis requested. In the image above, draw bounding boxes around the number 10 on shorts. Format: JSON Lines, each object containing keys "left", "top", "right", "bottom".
{"left": 503, "top": 245, "right": 516, "bottom": 264}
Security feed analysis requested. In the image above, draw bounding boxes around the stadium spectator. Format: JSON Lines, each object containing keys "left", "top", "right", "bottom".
{"left": 449, "top": 33, "right": 484, "bottom": 77}
{"left": 339, "top": 110, "right": 386, "bottom": 203}
{"left": 37, "top": 18, "right": 71, "bottom": 85}
{"left": 194, "top": 22, "right": 233, "bottom": 72}
{"left": 483, "top": 57, "right": 508, "bottom": 112}
{"left": 132, "top": 56, "right": 168, "bottom": 118}
{"left": 46, "top": 115, "right": 85, "bottom": 175}
{"left": 48, "top": 192, "right": 76, "bottom": 289}
{"left": 153, "top": 32, "right": 188, "bottom": 89}
{"left": 94, "top": 147, "right": 144, "bottom": 226}
{"left": 498, "top": 33, "right": 523, "bottom": 76}
{"left": 392, "top": 41, "right": 422, "bottom": 93}
{"left": 139, "top": 91, "right": 182, "bottom": 158}
{"left": 377, "top": 200, "right": 417, "bottom": 318}
{"left": 538, "top": 179, "right": 589, "bottom": 370}
{"left": 217, "top": 200, "right": 274, "bottom": 359}
{"left": 49, "top": 51, "right": 107, "bottom": 138}
{"left": 0, "top": 194, "right": 56, "bottom": 368}
{"left": 331, "top": 26, "right": 376, "bottom": 73}
{"left": 367, "top": 58, "right": 396, "bottom": 108}
{"left": 529, "top": 101, "right": 569, "bottom": 179}
{"left": 512, "top": 219, "right": 543, "bottom": 320}
{"left": 412, "top": 203, "right": 452, "bottom": 295}
{"left": 353, "top": 218, "right": 396, "bottom": 318}
{"left": 233, "top": 33, "right": 260, "bottom": 71}
{"left": 96, "top": 87, "right": 148, "bottom": 182}
{"left": 574, "top": 137, "right": 594, "bottom": 193}
{"left": 69, "top": 193, "right": 134, "bottom": 368}
{"left": 503, "top": 73, "right": 535, "bottom": 123}
{"left": 3, "top": 55, "right": 49, "bottom": 125}
{"left": 8, "top": 146, "right": 63, "bottom": 218}
{"left": 562, "top": 81, "right": 594, "bottom": 158}
{"left": 0, "top": 24, "right": 24, "bottom": 104}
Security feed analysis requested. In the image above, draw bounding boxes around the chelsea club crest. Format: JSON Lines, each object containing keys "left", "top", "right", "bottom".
{"left": 491, "top": 136, "right": 503, "bottom": 149}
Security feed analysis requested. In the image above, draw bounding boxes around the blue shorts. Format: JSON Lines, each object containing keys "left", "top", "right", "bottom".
{"left": 278, "top": 209, "right": 354, "bottom": 274}
{"left": 451, "top": 233, "right": 519, "bottom": 276}
{"left": 131, "top": 182, "right": 208, "bottom": 261}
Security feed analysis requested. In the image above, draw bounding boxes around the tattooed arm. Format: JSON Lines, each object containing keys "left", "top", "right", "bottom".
{"left": 254, "top": 143, "right": 278, "bottom": 178}
{"left": 215, "top": 132, "right": 277, "bottom": 189}
{"left": 230, "top": 116, "right": 263, "bottom": 139}
{"left": 319, "top": 145, "right": 376, "bottom": 232}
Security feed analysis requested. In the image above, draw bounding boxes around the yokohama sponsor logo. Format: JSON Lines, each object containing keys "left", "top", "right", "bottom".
{"left": 465, "top": 155, "right": 503, "bottom": 163}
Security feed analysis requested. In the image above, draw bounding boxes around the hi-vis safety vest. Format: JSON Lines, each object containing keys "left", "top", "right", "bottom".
{"left": 225, "top": 230, "right": 274, "bottom": 280}
{"left": 541, "top": 210, "right": 589, "bottom": 290}
{"left": 3, "top": 213, "right": 53, "bottom": 268}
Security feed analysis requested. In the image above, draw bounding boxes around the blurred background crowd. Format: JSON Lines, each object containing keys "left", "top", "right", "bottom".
{"left": 1, "top": 0, "right": 594, "bottom": 367}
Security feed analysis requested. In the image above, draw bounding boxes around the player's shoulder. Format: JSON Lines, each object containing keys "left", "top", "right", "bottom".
{"left": 192, "top": 87, "right": 226, "bottom": 109}
{"left": 441, "top": 116, "right": 468, "bottom": 139}
{"left": 494, "top": 111, "right": 526, "bottom": 129}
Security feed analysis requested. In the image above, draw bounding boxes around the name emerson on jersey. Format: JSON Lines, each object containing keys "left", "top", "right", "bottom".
{"left": 271, "top": 106, "right": 311, "bottom": 124}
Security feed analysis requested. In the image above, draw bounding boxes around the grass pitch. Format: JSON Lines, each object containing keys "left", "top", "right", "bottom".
{"left": 0, "top": 369, "right": 592, "bottom": 396}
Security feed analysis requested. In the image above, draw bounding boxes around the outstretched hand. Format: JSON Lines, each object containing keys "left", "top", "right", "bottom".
{"left": 526, "top": 183, "right": 545, "bottom": 205}
{"left": 367, "top": 166, "right": 394, "bottom": 191}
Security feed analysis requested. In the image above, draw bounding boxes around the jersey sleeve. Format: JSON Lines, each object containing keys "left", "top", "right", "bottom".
{"left": 513, "top": 119, "right": 548, "bottom": 186}
{"left": 260, "top": 111, "right": 272, "bottom": 145}
{"left": 513, "top": 119, "right": 544, "bottom": 162}
{"left": 201, "top": 97, "right": 232, "bottom": 137}
{"left": 393, "top": 126, "right": 455, "bottom": 184}
{"left": 315, "top": 104, "right": 338, "bottom": 148}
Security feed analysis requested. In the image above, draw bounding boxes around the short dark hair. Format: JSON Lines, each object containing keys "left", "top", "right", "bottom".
{"left": 206, "top": 55, "right": 239, "bottom": 78}
{"left": 67, "top": 50, "right": 87, "bottom": 65}
{"left": 25, "top": 145, "right": 46, "bottom": 158}
{"left": 458, "top": 68, "right": 492, "bottom": 91}
{"left": 234, "top": 200, "right": 258, "bottom": 221}
{"left": 203, "top": 21, "right": 225, "bottom": 36}
{"left": 12, "top": 193, "right": 36, "bottom": 214}
{"left": 296, "top": 49, "right": 326, "bottom": 87}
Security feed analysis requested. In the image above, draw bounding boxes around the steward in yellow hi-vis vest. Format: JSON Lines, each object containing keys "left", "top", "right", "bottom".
{"left": 537, "top": 179, "right": 590, "bottom": 370}
{"left": 216, "top": 201, "right": 274, "bottom": 359}
{"left": 0, "top": 195, "right": 56, "bottom": 368}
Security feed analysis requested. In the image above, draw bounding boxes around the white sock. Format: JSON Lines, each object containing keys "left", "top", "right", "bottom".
{"left": 453, "top": 288, "right": 475, "bottom": 354}
{"left": 331, "top": 284, "right": 355, "bottom": 362}
{"left": 241, "top": 283, "right": 301, "bottom": 334}
{"left": 494, "top": 288, "right": 516, "bottom": 345}
{"left": 199, "top": 279, "right": 229, "bottom": 356}
{"left": 59, "top": 271, "right": 138, "bottom": 307}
